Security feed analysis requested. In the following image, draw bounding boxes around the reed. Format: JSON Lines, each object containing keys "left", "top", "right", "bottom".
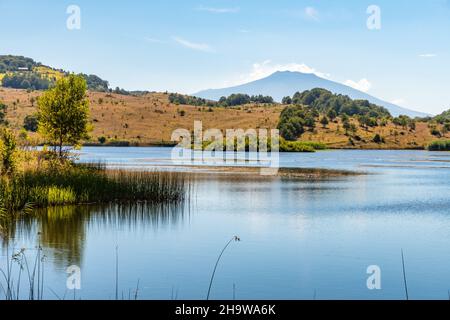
{"left": 428, "top": 140, "right": 450, "bottom": 151}
{"left": 0, "top": 245, "right": 45, "bottom": 300}
{"left": 206, "top": 236, "right": 240, "bottom": 300}
{"left": 401, "top": 249, "right": 409, "bottom": 300}
{"left": 0, "top": 163, "right": 190, "bottom": 215}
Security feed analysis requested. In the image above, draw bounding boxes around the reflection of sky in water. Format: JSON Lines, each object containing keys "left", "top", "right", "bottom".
{"left": 2, "top": 149, "right": 450, "bottom": 300}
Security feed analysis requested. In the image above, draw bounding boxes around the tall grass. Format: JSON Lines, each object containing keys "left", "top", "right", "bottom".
{"left": 280, "top": 140, "right": 327, "bottom": 153}
{"left": 0, "top": 244, "right": 45, "bottom": 300}
{"left": 428, "top": 140, "right": 450, "bottom": 151}
{"left": 0, "top": 164, "right": 190, "bottom": 214}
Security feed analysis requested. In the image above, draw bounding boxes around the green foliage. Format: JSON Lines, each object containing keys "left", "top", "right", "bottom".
{"left": 0, "top": 55, "right": 37, "bottom": 73}
{"left": 169, "top": 93, "right": 273, "bottom": 107}
{"left": 373, "top": 134, "right": 385, "bottom": 144}
{"left": 23, "top": 113, "right": 39, "bottom": 132}
{"left": 434, "top": 109, "right": 450, "bottom": 124}
{"left": 169, "top": 93, "right": 214, "bottom": 106}
{"left": 37, "top": 74, "right": 91, "bottom": 156}
{"left": 98, "top": 136, "right": 107, "bottom": 144}
{"left": 220, "top": 94, "right": 273, "bottom": 106}
{"left": 0, "top": 128, "right": 17, "bottom": 175}
{"left": 81, "top": 74, "right": 109, "bottom": 92}
{"left": 428, "top": 140, "right": 450, "bottom": 151}
{"left": 2, "top": 72, "right": 51, "bottom": 90}
{"left": 112, "top": 87, "right": 130, "bottom": 95}
{"left": 282, "top": 96, "right": 292, "bottom": 105}
{"left": 0, "top": 163, "right": 189, "bottom": 213}
{"left": 320, "top": 116, "right": 329, "bottom": 128}
{"left": 0, "top": 102, "right": 6, "bottom": 124}
{"left": 287, "top": 88, "right": 391, "bottom": 118}
{"left": 393, "top": 115, "right": 410, "bottom": 128}
{"left": 0, "top": 55, "right": 110, "bottom": 92}
{"left": 279, "top": 139, "right": 326, "bottom": 153}
{"left": 278, "top": 105, "right": 317, "bottom": 141}
{"left": 327, "top": 109, "right": 337, "bottom": 121}
{"left": 278, "top": 89, "right": 392, "bottom": 141}
{"left": 430, "top": 128, "right": 441, "bottom": 137}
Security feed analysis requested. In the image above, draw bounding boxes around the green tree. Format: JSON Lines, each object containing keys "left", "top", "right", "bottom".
{"left": 0, "top": 128, "right": 17, "bottom": 175}
{"left": 23, "top": 113, "right": 39, "bottom": 132}
{"left": 37, "top": 74, "right": 91, "bottom": 157}
{"left": 98, "top": 136, "right": 107, "bottom": 144}
{"left": 327, "top": 109, "right": 337, "bottom": 121}
{"left": 282, "top": 96, "right": 292, "bottom": 105}
{"left": 373, "top": 134, "right": 384, "bottom": 144}
{"left": 320, "top": 116, "right": 329, "bottom": 128}
{"left": 0, "top": 102, "right": 7, "bottom": 125}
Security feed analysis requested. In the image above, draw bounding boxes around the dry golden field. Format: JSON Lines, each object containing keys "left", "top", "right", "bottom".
{"left": 0, "top": 87, "right": 448, "bottom": 149}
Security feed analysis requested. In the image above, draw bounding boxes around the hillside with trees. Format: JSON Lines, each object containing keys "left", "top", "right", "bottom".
{"left": 0, "top": 55, "right": 110, "bottom": 92}
{"left": 278, "top": 89, "right": 392, "bottom": 141}
{"left": 1, "top": 86, "right": 449, "bottom": 150}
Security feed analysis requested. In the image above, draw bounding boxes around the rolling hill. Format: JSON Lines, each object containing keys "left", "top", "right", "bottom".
{"left": 0, "top": 87, "right": 448, "bottom": 150}
{"left": 195, "top": 71, "right": 429, "bottom": 118}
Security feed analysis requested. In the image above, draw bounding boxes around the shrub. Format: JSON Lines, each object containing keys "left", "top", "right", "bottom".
{"left": 98, "top": 136, "right": 107, "bottom": 144}
{"left": 23, "top": 114, "right": 39, "bottom": 132}
{"left": 373, "top": 134, "right": 384, "bottom": 144}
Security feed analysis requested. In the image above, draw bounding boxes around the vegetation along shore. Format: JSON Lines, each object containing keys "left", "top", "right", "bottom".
{"left": 0, "top": 73, "right": 189, "bottom": 224}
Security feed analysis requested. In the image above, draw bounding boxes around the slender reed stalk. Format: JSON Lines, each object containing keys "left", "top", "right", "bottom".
{"left": 401, "top": 249, "right": 409, "bottom": 300}
{"left": 134, "top": 279, "right": 140, "bottom": 300}
{"left": 115, "top": 245, "right": 119, "bottom": 300}
{"left": 206, "top": 236, "right": 240, "bottom": 300}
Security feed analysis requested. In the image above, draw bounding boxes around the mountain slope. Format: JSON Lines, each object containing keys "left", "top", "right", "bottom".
{"left": 195, "top": 71, "right": 429, "bottom": 118}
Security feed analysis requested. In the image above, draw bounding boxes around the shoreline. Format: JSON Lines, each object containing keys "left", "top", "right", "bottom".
{"left": 80, "top": 143, "right": 429, "bottom": 151}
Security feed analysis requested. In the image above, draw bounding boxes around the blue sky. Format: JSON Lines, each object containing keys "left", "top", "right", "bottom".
{"left": 0, "top": 0, "right": 449, "bottom": 114}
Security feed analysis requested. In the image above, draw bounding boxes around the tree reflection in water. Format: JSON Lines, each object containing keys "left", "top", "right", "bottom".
{"left": 1, "top": 203, "right": 187, "bottom": 268}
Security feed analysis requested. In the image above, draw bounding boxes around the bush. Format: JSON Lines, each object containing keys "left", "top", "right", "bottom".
{"left": 23, "top": 114, "right": 39, "bottom": 132}
{"left": 98, "top": 136, "right": 107, "bottom": 144}
{"left": 431, "top": 128, "right": 441, "bottom": 137}
{"left": 373, "top": 134, "right": 384, "bottom": 144}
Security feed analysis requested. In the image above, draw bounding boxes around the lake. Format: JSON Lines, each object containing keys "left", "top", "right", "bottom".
{"left": 2, "top": 147, "right": 450, "bottom": 300}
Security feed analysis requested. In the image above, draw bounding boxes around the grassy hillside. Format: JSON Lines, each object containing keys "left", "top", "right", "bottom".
{"left": 0, "top": 87, "right": 448, "bottom": 149}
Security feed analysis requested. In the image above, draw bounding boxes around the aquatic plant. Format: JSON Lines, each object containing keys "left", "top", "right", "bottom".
{"left": 428, "top": 140, "right": 450, "bottom": 151}
{"left": 0, "top": 164, "right": 190, "bottom": 215}
{"left": 206, "top": 236, "right": 240, "bottom": 300}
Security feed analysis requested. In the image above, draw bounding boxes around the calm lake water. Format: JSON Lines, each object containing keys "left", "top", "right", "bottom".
{"left": 2, "top": 147, "right": 450, "bottom": 300}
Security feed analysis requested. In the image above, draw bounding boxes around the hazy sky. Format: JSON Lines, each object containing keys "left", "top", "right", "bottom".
{"left": 1, "top": 0, "right": 449, "bottom": 114}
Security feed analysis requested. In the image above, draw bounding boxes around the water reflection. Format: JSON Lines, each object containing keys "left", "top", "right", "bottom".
{"left": 1, "top": 203, "right": 187, "bottom": 268}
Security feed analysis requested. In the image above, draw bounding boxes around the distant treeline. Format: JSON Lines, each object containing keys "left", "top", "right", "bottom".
{"left": 282, "top": 88, "right": 391, "bottom": 118}
{"left": 169, "top": 93, "right": 274, "bottom": 107}
{"left": 1, "top": 72, "right": 51, "bottom": 90}
{"left": 0, "top": 55, "right": 37, "bottom": 73}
